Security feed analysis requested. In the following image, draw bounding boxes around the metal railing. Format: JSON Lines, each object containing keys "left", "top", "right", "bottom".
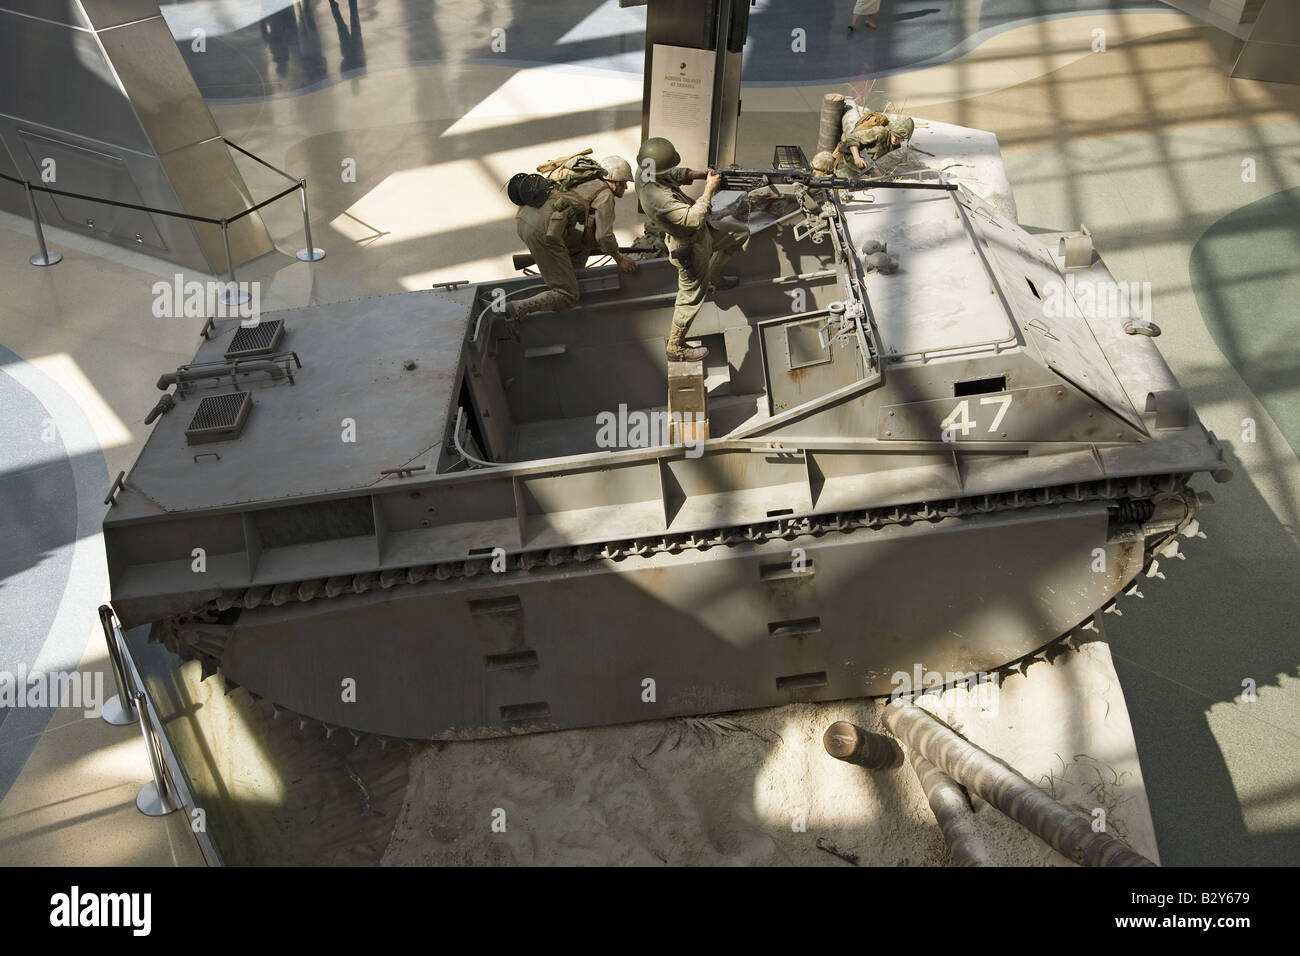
{"left": 0, "top": 137, "right": 324, "bottom": 292}
{"left": 97, "top": 604, "right": 225, "bottom": 866}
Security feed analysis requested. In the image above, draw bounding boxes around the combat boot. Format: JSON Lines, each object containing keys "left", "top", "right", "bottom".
{"left": 666, "top": 324, "right": 708, "bottom": 362}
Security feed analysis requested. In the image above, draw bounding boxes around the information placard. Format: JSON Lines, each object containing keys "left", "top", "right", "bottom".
{"left": 646, "top": 43, "right": 714, "bottom": 185}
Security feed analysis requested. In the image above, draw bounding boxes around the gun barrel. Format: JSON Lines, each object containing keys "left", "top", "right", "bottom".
{"left": 714, "top": 167, "right": 958, "bottom": 193}
{"left": 854, "top": 180, "right": 958, "bottom": 191}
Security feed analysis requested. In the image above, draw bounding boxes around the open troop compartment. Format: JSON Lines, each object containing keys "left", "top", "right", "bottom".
{"left": 452, "top": 234, "right": 858, "bottom": 467}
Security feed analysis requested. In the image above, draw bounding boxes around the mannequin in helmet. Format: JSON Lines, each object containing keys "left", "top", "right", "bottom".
{"left": 635, "top": 136, "right": 747, "bottom": 362}
{"left": 506, "top": 155, "right": 638, "bottom": 327}
{"left": 832, "top": 115, "right": 916, "bottom": 179}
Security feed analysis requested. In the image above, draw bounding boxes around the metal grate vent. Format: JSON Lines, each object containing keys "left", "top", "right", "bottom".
{"left": 772, "top": 144, "right": 809, "bottom": 171}
{"left": 224, "top": 320, "right": 285, "bottom": 360}
{"left": 185, "top": 392, "right": 252, "bottom": 445}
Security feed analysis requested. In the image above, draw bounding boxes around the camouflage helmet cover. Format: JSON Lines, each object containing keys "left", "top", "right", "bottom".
{"left": 600, "top": 155, "right": 634, "bottom": 183}
{"left": 811, "top": 151, "right": 836, "bottom": 174}
{"left": 888, "top": 116, "right": 916, "bottom": 141}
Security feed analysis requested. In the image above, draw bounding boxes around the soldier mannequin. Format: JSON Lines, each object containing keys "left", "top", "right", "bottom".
{"left": 636, "top": 137, "right": 746, "bottom": 362}
{"left": 832, "top": 115, "right": 915, "bottom": 179}
{"left": 507, "top": 156, "right": 637, "bottom": 327}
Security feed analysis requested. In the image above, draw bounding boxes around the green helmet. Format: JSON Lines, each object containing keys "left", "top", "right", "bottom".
{"left": 636, "top": 137, "right": 680, "bottom": 177}
{"left": 888, "top": 116, "right": 915, "bottom": 141}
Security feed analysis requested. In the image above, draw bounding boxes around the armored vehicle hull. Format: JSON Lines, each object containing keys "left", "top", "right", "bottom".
{"left": 104, "top": 148, "right": 1229, "bottom": 740}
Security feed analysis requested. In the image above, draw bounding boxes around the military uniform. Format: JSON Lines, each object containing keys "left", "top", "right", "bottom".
{"left": 639, "top": 166, "right": 747, "bottom": 353}
{"left": 833, "top": 113, "right": 912, "bottom": 178}
{"left": 512, "top": 177, "right": 623, "bottom": 318}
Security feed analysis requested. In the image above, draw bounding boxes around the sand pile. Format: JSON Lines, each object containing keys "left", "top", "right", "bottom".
{"left": 382, "top": 641, "right": 1156, "bottom": 866}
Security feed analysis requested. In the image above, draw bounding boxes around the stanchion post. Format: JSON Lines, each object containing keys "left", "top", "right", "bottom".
{"left": 220, "top": 218, "right": 249, "bottom": 306}
{"left": 96, "top": 605, "right": 136, "bottom": 726}
{"left": 134, "top": 691, "right": 180, "bottom": 817}
{"left": 295, "top": 179, "right": 325, "bottom": 262}
{"left": 24, "top": 181, "right": 62, "bottom": 267}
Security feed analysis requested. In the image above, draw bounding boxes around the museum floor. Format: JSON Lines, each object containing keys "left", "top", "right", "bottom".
{"left": 0, "top": 0, "right": 1296, "bottom": 866}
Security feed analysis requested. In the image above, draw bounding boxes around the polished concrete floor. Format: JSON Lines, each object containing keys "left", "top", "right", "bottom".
{"left": 165, "top": 0, "right": 1166, "bottom": 99}
{"left": 0, "top": 0, "right": 1296, "bottom": 866}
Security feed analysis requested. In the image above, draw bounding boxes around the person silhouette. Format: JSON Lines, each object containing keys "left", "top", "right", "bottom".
{"left": 849, "top": 0, "right": 881, "bottom": 32}
{"left": 260, "top": 8, "right": 297, "bottom": 77}
{"left": 329, "top": 0, "right": 367, "bottom": 75}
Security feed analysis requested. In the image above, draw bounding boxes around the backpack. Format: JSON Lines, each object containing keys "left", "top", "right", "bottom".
{"left": 835, "top": 110, "right": 890, "bottom": 158}
{"left": 851, "top": 110, "right": 891, "bottom": 135}
{"left": 544, "top": 153, "right": 608, "bottom": 190}
{"left": 506, "top": 149, "right": 607, "bottom": 207}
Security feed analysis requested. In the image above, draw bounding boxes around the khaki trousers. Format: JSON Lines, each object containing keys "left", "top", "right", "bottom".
{"left": 512, "top": 219, "right": 583, "bottom": 317}
{"left": 666, "top": 224, "right": 747, "bottom": 335}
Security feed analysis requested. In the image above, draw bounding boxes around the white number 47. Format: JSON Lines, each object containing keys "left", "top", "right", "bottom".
{"left": 941, "top": 395, "right": 1013, "bottom": 439}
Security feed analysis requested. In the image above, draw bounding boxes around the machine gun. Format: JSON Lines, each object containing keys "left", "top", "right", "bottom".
{"left": 712, "top": 165, "right": 958, "bottom": 194}
{"left": 711, "top": 144, "right": 956, "bottom": 195}
{"left": 706, "top": 146, "right": 959, "bottom": 247}
{"left": 706, "top": 144, "right": 845, "bottom": 193}
{"left": 714, "top": 168, "right": 861, "bottom": 193}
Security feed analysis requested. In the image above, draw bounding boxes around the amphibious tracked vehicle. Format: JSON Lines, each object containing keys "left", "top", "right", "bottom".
{"left": 103, "top": 128, "right": 1230, "bottom": 740}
